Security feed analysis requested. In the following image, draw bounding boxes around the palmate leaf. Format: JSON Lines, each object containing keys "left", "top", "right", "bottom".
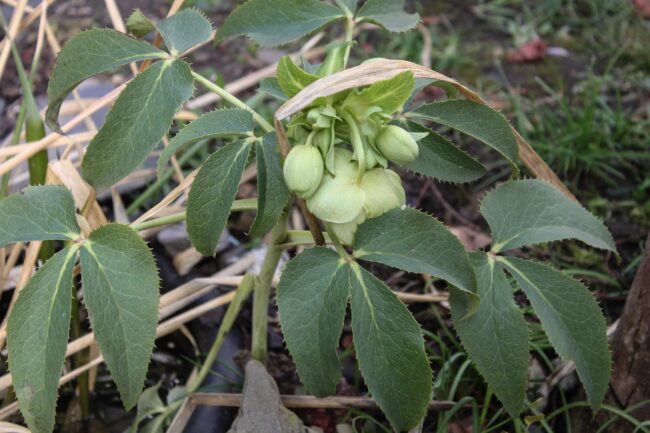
{"left": 187, "top": 140, "right": 253, "bottom": 255}
{"left": 216, "top": 0, "right": 345, "bottom": 47}
{"left": 157, "top": 109, "right": 254, "bottom": 177}
{"left": 46, "top": 29, "right": 167, "bottom": 131}
{"left": 481, "top": 179, "right": 616, "bottom": 253}
{"left": 80, "top": 224, "right": 160, "bottom": 409}
{"left": 405, "top": 123, "right": 486, "bottom": 183}
{"left": 156, "top": 8, "right": 213, "bottom": 54}
{"left": 449, "top": 252, "right": 528, "bottom": 416}
{"left": 348, "top": 262, "right": 431, "bottom": 431}
{"left": 0, "top": 185, "right": 80, "bottom": 247}
{"left": 82, "top": 59, "right": 194, "bottom": 189}
{"left": 410, "top": 99, "right": 519, "bottom": 170}
{"left": 500, "top": 257, "right": 611, "bottom": 410}
{"left": 7, "top": 245, "right": 79, "bottom": 433}
{"left": 276, "top": 56, "right": 319, "bottom": 98}
{"left": 354, "top": 207, "right": 476, "bottom": 293}
{"left": 250, "top": 133, "right": 290, "bottom": 237}
{"left": 356, "top": 0, "right": 420, "bottom": 33}
{"left": 276, "top": 248, "right": 349, "bottom": 396}
{"left": 277, "top": 249, "right": 432, "bottom": 431}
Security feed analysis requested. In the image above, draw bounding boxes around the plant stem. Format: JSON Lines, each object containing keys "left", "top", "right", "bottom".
{"left": 187, "top": 273, "right": 256, "bottom": 394}
{"left": 191, "top": 71, "right": 274, "bottom": 133}
{"left": 251, "top": 212, "right": 289, "bottom": 363}
{"left": 342, "top": 15, "right": 355, "bottom": 68}
{"left": 129, "top": 198, "right": 258, "bottom": 231}
{"left": 324, "top": 222, "right": 353, "bottom": 260}
{"left": 70, "top": 279, "right": 90, "bottom": 419}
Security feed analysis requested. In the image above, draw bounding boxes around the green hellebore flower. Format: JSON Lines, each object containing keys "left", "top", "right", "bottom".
{"left": 360, "top": 168, "right": 406, "bottom": 218}
{"left": 306, "top": 149, "right": 364, "bottom": 223}
{"left": 375, "top": 125, "right": 419, "bottom": 165}
{"left": 283, "top": 145, "right": 324, "bottom": 199}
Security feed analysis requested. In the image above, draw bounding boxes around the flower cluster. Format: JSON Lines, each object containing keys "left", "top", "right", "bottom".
{"left": 283, "top": 103, "right": 422, "bottom": 243}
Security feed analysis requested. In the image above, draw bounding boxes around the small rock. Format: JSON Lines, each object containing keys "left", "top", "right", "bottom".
{"left": 227, "top": 360, "right": 305, "bottom": 433}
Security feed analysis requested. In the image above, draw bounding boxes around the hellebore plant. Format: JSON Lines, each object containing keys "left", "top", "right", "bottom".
{"left": 0, "top": 1, "right": 616, "bottom": 432}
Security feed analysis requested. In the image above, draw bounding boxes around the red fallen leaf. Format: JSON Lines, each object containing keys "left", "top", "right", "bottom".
{"left": 506, "top": 38, "right": 547, "bottom": 63}
{"left": 421, "top": 15, "right": 440, "bottom": 25}
{"left": 634, "top": 0, "right": 650, "bottom": 18}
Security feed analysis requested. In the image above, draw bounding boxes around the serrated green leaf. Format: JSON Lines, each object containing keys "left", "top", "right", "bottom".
{"left": 411, "top": 100, "right": 519, "bottom": 170}
{"left": 46, "top": 29, "right": 167, "bottom": 131}
{"left": 356, "top": 0, "right": 420, "bottom": 33}
{"left": 187, "top": 141, "right": 253, "bottom": 255}
{"left": 259, "top": 77, "right": 288, "bottom": 101}
{"left": 405, "top": 123, "right": 485, "bottom": 183}
{"left": 80, "top": 223, "right": 160, "bottom": 409}
{"left": 250, "top": 134, "right": 290, "bottom": 237}
{"left": 343, "top": 71, "right": 414, "bottom": 117}
{"left": 126, "top": 9, "right": 156, "bottom": 38}
{"left": 7, "top": 245, "right": 79, "bottom": 433}
{"left": 157, "top": 8, "right": 213, "bottom": 54}
{"left": 0, "top": 185, "right": 80, "bottom": 247}
{"left": 500, "top": 257, "right": 611, "bottom": 410}
{"left": 157, "top": 109, "right": 254, "bottom": 177}
{"left": 82, "top": 59, "right": 194, "bottom": 189}
{"left": 277, "top": 56, "right": 319, "bottom": 98}
{"left": 354, "top": 207, "right": 476, "bottom": 293}
{"left": 348, "top": 262, "right": 431, "bottom": 431}
{"left": 277, "top": 248, "right": 349, "bottom": 396}
{"left": 449, "top": 252, "right": 528, "bottom": 416}
{"left": 481, "top": 179, "right": 616, "bottom": 253}
{"left": 216, "top": 0, "right": 344, "bottom": 47}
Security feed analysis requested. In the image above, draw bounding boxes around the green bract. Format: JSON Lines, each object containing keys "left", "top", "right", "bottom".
{"left": 375, "top": 125, "right": 419, "bottom": 165}
{"left": 283, "top": 144, "right": 324, "bottom": 198}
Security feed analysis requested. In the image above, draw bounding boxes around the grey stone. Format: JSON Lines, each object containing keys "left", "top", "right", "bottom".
{"left": 227, "top": 360, "right": 305, "bottom": 433}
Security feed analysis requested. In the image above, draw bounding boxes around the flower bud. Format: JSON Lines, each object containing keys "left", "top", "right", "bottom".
{"left": 283, "top": 145, "right": 324, "bottom": 199}
{"left": 360, "top": 168, "right": 405, "bottom": 218}
{"left": 375, "top": 125, "right": 419, "bottom": 165}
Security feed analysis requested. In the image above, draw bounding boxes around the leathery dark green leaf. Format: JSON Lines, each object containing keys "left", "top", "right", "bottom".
{"left": 82, "top": 59, "right": 194, "bottom": 189}
{"left": 349, "top": 262, "right": 431, "bottom": 431}
{"left": 481, "top": 179, "right": 616, "bottom": 253}
{"left": 157, "top": 109, "right": 253, "bottom": 177}
{"left": 354, "top": 207, "right": 476, "bottom": 293}
{"left": 216, "top": 0, "right": 344, "bottom": 47}
{"left": 187, "top": 140, "right": 253, "bottom": 255}
{"left": 250, "top": 133, "right": 290, "bottom": 237}
{"left": 449, "top": 252, "right": 528, "bottom": 416}
{"left": 8, "top": 245, "right": 79, "bottom": 433}
{"left": 80, "top": 223, "right": 160, "bottom": 410}
{"left": 500, "top": 257, "right": 611, "bottom": 411}
{"left": 156, "top": 8, "right": 213, "bottom": 54}
{"left": 411, "top": 99, "right": 519, "bottom": 171}
{"left": 0, "top": 185, "right": 80, "bottom": 247}
{"left": 45, "top": 29, "right": 167, "bottom": 131}
{"left": 277, "top": 248, "right": 349, "bottom": 396}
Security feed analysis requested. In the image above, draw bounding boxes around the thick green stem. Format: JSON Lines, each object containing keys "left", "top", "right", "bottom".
{"left": 191, "top": 71, "right": 274, "bottom": 133}
{"left": 70, "top": 279, "right": 90, "bottom": 418}
{"left": 342, "top": 16, "right": 355, "bottom": 68}
{"left": 251, "top": 212, "right": 289, "bottom": 363}
{"left": 130, "top": 198, "right": 257, "bottom": 231}
{"left": 324, "top": 222, "right": 353, "bottom": 260}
